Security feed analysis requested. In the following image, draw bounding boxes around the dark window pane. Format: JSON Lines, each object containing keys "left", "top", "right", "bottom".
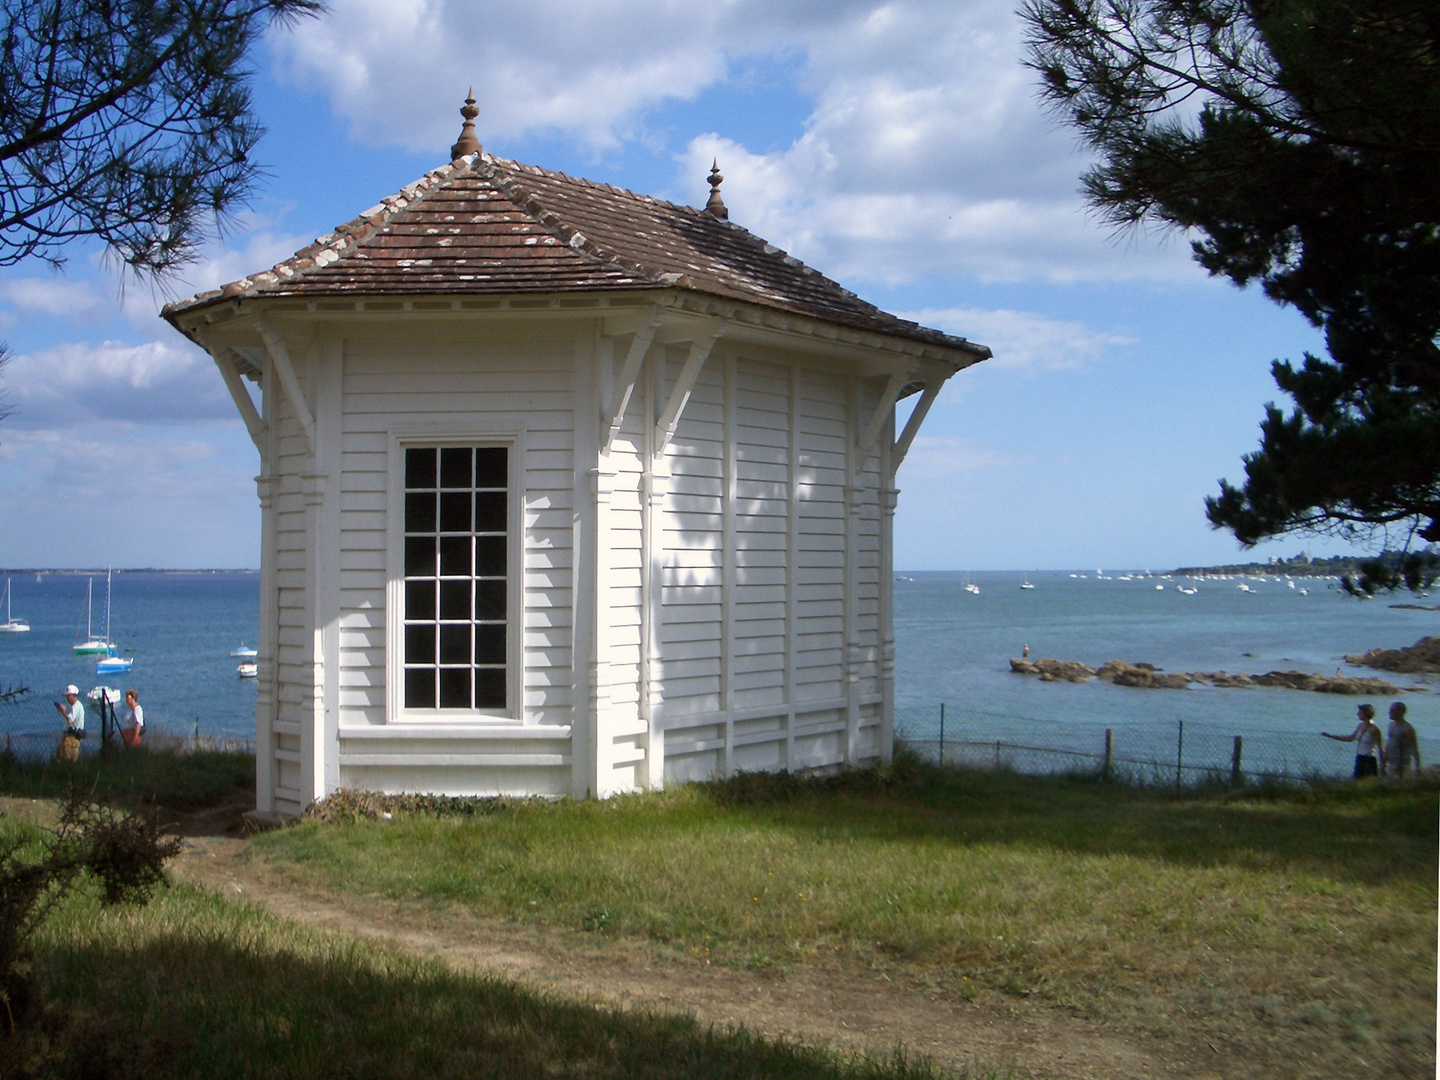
{"left": 475, "top": 668, "right": 505, "bottom": 710}
{"left": 474, "top": 491, "right": 506, "bottom": 532}
{"left": 439, "top": 580, "right": 470, "bottom": 620}
{"left": 405, "top": 492, "right": 436, "bottom": 533}
{"left": 475, "top": 447, "right": 506, "bottom": 489}
{"left": 476, "top": 579, "right": 506, "bottom": 619}
{"left": 439, "top": 535, "right": 471, "bottom": 576}
{"left": 476, "top": 535, "right": 506, "bottom": 576}
{"left": 440, "top": 447, "right": 472, "bottom": 489}
{"left": 440, "top": 491, "right": 471, "bottom": 533}
{"left": 405, "top": 579, "right": 436, "bottom": 621}
{"left": 405, "top": 668, "right": 435, "bottom": 709}
{"left": 405, "top": 448, "right": 436, "bottom": 490}
{"left": 475, "top": 623, "right": 505, "bottom": 664}
{"left": 405, "top": 624, "right": 435, "bottom": 665}
{"left": 405, "top": 536, "right": 435, "bottom": 577}
{"left": 439, "top": 668, "right": 470, "bottom": 708}
{"left": 439, "top": 624, "right": 470, "bottom": 664}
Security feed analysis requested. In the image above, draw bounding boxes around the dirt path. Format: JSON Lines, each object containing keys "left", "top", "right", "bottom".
{"left": 170, "top": 830, "right": 1214, "bottom": 1080}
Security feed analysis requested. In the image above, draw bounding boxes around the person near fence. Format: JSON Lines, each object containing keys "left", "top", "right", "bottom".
{"left": 122, "top": 688, "right": 144, "bottom": 748}
{"left": 1322, "top": 703, "right": 1384, "bottom": 778}
{"left": 1384, "top": 701, "right": 1421, "bottom": 778}
{"left": 53, "top": 684, "right": 85, "bottom": 762}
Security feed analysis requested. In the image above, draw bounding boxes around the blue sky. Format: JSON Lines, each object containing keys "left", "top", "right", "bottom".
{"left": 0, "top": 0, "right": 1349, "bottom": 571}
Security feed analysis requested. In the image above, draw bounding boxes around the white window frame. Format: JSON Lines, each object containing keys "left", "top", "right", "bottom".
{"left": 385, "top": 426, "right": 525, "bottom": 724}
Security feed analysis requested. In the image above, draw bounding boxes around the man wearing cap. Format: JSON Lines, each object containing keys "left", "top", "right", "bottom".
{"left": 55, "top": 685, "right": 85, "bottom": 738}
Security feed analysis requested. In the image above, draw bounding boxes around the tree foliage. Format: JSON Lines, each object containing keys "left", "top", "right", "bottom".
{"left": 1022, "top": 0, "right": 1440, "bottom": 591}
{"left": 0, "top": 0, "right": 321, "bottom": 276}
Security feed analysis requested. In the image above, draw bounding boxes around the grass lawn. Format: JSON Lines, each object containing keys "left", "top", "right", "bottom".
{"left": 254, "top": 760, "right": 1438, "bottom": 1070}
{"left": 0, "top": 746, "right": 254, "bottom": 812}
{"left": 2, "top": 813, "right": 964, "bottom": 1080}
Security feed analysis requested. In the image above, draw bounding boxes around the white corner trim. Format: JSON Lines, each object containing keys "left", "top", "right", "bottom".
{"left": 601, "top": 304, "right": 665, "bottom": 452}
{"left": 855, "top": 371, "right": 908, "bottom": 462}
{"left": 654, "top": 320, "right": 723, "bottom": 455}
{"left": 253, "top": 319, "right": 316, "bottom": 456}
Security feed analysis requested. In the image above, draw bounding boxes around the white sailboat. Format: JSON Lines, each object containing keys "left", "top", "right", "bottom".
{"left": 0, "top": 579, "right": 29, "bottom": 632}
{"left": 93, "top": 569, "right": 133, "bottom": 674}
{"left": 73, "top": 577, "right": 111, "bottom": 654}
{"left": 231, "top": 643, "right": 258, "bottom": 658}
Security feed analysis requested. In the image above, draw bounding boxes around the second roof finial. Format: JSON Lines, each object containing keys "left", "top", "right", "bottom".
{"left": 450, "top": 89, "right": 482, "bottom": 160}
{"left": 704, "top": 159, "right": 728, "bottom": 220}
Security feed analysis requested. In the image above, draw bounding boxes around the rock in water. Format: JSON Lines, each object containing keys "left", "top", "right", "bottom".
{"left": 1344, "top": 636, "right": 1440, "bottom": 674}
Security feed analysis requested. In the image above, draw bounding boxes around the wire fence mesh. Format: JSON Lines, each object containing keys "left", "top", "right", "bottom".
{"left": 896, "top": 702, "right": 1374, "bottom": 786}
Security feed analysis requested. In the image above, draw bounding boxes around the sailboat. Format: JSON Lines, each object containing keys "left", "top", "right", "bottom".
{"left": 93, "top": 570, "right": 133, "bottom": 674}
{"left": 230, "top": 643, "right": 258, "bottom": 658}
{"left": 73, "top": 577, "right": 111, "bottom": 654}
{"left": 0, "top": 579, "right": 29, "bottom": 632}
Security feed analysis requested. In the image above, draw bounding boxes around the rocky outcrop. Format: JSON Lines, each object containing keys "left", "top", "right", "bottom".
{"left": 1095, "top": 660, "right": 1191, "bottom": 689}
{"left": 1012, "top": 658, "right": 1402, "bottom": 694}
{"left": 1009, "top": 657, "right": 1095, "bottom": 682}
{"left": 1344, "top": 636, "right": 1440, "bottom": 674}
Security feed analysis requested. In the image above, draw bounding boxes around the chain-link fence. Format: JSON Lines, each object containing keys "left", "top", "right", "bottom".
{"left": 896, "top": 703, "right": 1375, "bottom": 786}
{"left": 0, "top": 689, "right": 253, "bottom": 761}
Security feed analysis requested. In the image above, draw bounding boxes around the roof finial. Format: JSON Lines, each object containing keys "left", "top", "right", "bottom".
{"left": 704, "top": 159, "right": 728, "bottom": 220}
{"left": 450, "top": 88, "right": 482, "bottom": 160}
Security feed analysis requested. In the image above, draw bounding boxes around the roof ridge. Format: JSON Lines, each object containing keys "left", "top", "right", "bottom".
{"left": 476, "top": 153, "right": 889, "bottom": 315}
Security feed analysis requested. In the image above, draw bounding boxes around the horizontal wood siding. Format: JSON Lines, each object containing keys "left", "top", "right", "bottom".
{"left": 331, "top": 327, "right": 575, "bottom": 793}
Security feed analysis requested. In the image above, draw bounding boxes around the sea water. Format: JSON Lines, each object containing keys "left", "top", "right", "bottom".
{"left": 895, "top": 571, "right": 1437, "bottom": 778}
{"left": 0, "top": 569, "right": 1433, "bottom": 775}
{"left": 0, "top": 571, "right": 259, "bottom": 743}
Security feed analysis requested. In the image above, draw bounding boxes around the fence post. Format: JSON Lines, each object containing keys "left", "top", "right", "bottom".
{"left": 1175, "top": 719, "right": 1184, "bottom": 790}
{"left": 995, "top": 739, "right": 1001, "bottom": 769}
{"left": 939, "top": 702, "right": 945, "bottom": 767}
{"left": 1103, "top": 728, "right": 1114, "bottom": 782}
{"left": 1231, "top": 736, "right": 1243, "bottom": 786}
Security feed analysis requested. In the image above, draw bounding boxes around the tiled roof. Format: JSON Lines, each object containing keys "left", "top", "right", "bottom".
{"left": 164, "top": 153, "right": 987, "bottom": 357}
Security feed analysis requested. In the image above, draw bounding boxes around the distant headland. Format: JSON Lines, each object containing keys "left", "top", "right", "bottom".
{"left": 1170, "top": 555, "right": 1364, "bottom": 578}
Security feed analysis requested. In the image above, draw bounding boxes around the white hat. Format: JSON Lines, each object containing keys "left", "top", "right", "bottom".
{"left": 65, "top": 684, "right": 79, "bottom": 695}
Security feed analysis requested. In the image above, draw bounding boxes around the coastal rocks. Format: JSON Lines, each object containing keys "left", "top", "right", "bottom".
{"left": 1009, "top": 657, "right": 1095, "bottom": 682}
{"left": 1011, "top": 658, "right": 1402, "bottom": 694}
{"left": 1095, "top": 660, "right": 1190, "bottom": 689}
{"left": 1344, "top": 636, "right": 1440, "bottom": 674}
{"left": 1246, "top": 670, "right": 1399, "bottom": 694}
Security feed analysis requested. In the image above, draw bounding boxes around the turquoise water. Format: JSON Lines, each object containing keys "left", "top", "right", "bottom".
{"left": 1, "top": 568, "right": 1433, "bottom": 777}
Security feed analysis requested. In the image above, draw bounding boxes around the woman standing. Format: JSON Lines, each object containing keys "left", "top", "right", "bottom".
{"left": 122, "top": 688, "right": 144, "bottom": 748}
{"left": 1323, "top": 703, "right": 1384, "bottom": 778}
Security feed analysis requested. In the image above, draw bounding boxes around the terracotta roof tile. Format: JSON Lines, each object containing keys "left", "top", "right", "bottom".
{"left": 164, "top": 153, "right": 987, "bottom": 357}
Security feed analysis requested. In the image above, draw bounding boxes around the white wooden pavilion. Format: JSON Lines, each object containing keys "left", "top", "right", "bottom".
{"left": 163, "top": 100, "right": 990, "bottom": 814}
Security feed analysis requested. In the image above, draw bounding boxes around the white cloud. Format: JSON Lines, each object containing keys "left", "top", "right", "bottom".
{"left": 0, "top": 278, "right": 109, "bottom": 321}
{"left": 899, "top": 307, "right": 1136, "bottom": 371}
{"left": 898, "top": 435, "right": 1012, "bottom": 478}
{"left": 4, "top": 338, "right": 230, "bottom": 427}
{"left": 0, "top": 425, "right": 259, "bottom": 567}
{"left": 268, "top": 0, "right": 1202, "bottom": 284}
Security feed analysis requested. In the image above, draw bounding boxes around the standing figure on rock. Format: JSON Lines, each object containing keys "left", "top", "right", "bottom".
{"left": 1322, "top": 703, "right": 1384, "bottom": 778}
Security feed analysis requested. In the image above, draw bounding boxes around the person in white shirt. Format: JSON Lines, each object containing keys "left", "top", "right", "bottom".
{"left": 123, "top": 688, "right": 144, "bottom": 748}
{"left": 1323, "top": 702, "right": 1384, "bottom": 778}
{"left": 54, "top": 685, "right": 85, "bottom": 737}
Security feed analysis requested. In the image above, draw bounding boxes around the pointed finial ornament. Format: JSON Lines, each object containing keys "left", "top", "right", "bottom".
{"left": 704, "top": 159, "right": 728, "bottom": 219}
{"left": 450, "top": 88, "right": 482, "bottom": 160}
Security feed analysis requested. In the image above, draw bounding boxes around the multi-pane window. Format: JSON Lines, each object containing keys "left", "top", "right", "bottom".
{"left": 403, "top": 446, "right": 507, "bottom": 710}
